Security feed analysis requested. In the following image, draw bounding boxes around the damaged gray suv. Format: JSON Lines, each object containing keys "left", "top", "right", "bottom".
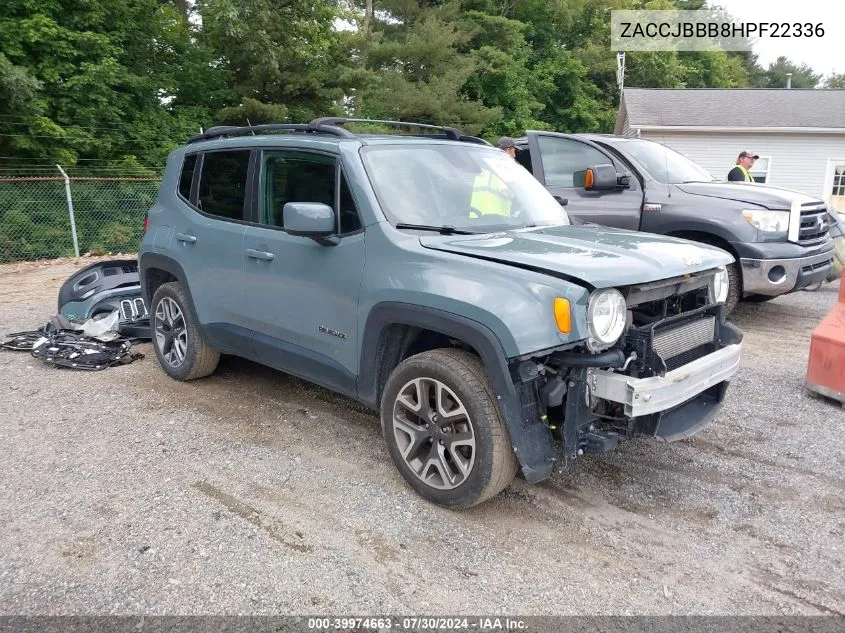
{"left": 139, "top": 118, "right": 743, "bottom": 509}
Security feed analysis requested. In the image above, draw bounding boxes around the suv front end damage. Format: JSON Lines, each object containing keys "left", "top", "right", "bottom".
{"left": 514, "top": 269, "right": 743, "bottom": 465}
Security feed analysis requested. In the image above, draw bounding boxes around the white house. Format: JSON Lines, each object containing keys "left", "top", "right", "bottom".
{"left": 614, "top": 88, "right": 845, "bottom": 212}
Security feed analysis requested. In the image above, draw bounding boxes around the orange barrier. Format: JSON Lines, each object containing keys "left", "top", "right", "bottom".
{"left": 806, "top": 276, "right": 845, "bottom": 407}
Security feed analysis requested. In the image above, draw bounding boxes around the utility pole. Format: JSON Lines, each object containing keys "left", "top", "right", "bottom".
{"left": 56, "top": 165, "right": 80, "bottom": 258}
{"left": 616, "top": 52, "right": 626, "bottom": 94}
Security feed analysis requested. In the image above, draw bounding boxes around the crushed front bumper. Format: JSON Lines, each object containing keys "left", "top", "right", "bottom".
{"left": 588, "top": 343, "right": 742, "bottom": 418}
{"left": 580, "top": 305, "right": 743, "bottom": 444}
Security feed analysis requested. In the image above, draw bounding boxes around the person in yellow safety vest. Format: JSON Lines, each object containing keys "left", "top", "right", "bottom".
{"left": 470, "top": 137, "right": 518, "bottom": 217}
{"left": 727, "top": 151, "right": 758, "bottom": 182}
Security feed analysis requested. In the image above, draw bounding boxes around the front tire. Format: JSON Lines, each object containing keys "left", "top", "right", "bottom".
{"left": 380, "top": 348, "right": 518, "bottom": 509}
{"left": 151, "top": 281, "right": 220, "bottom": 381}
{"left": 724, "top": 262, "right": 741, "bottom": 314}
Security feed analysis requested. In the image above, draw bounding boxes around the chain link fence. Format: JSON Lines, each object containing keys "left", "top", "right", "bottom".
{"left": 0, "top": 171, "right": 161, "bottom": 263}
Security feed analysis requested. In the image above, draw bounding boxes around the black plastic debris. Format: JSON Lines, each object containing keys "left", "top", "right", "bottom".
{"left": 0, "top": 331, "right": 44, "bottom": 351}
{"left": 29, "top": 332, "right": 143, "bottom": 370}
{"left": 1, "top": 314, "right": 144, "bottom": 370}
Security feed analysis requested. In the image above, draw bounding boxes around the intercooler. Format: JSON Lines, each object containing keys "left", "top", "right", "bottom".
{"left": 623, "top": 306, "right": 722, "bottom": 377}
{"left": 652, "top": 315, "right": 717, "bottom": 363}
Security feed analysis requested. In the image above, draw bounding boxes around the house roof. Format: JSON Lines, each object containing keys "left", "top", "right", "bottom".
{"left": 618, "top": 88, "right": 845, "bottom": 132}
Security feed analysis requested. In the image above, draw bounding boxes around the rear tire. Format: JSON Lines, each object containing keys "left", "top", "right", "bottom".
{"left": 150, "top": 281, "right": 219, "bottom": 381}
{"left": 380, "top": 348, "right": 518, "bottom": 509}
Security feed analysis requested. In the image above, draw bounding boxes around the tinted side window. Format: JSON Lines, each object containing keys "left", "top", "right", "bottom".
{"left": 260, "top": 151, "right": 335, "bottom": 228}
{"left": 537, "top": 137, "right": 609, "bottom": 187}
{"left": 339, "top": 175, "right": 362, "bottom": 234}
{"left": 179, "top": 154, "right": 197, "bottom": 201}
{"left": 197, "top": 150, "right": 250, "bottom": 220}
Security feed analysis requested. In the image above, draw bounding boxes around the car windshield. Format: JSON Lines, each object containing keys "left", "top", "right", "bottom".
{"left": 361, "top": 144, "right": 569, "bottom": 231}
{"left": 619, "top": 140, "right": 715, "bottom": 184}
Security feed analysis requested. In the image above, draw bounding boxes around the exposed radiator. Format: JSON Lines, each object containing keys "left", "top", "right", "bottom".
{"left": 652, "top": 316, "right": 716, "bottom": 361}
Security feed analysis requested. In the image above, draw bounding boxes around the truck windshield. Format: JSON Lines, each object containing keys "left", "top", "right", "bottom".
{"left": 361, "top": 144, "right": 569, "bottom": 232}
{"left": 618, "top": 140, "right": 715, "bottom": 184}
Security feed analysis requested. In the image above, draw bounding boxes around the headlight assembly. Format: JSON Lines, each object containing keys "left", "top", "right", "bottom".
{"left": 742, "top": 209, "right": 789, "bottom": 232}
{"left": 710, "top": 266, "right": 730, "bottom": 304}
{"left": 587, "top": 288, "right": 626, "bottom": 351}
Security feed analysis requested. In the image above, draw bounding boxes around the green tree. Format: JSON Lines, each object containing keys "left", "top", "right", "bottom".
{"left": 0, "top": 0, "right": 219, "bottom": 167}
{"left": 343, "top": 0, "right": 500, "bottom": 133}
{"left": 198, "top": 0, "right": 347, "bottom": 123}
{"left": 755, "top": 56, "right": 822, "bottom": 89}
{"left": 824, "top": 72, "right": 845, "bottom": 89}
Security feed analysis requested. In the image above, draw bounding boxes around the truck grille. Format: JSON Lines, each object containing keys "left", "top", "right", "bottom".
{"left": 652, "top": 316, "right": 716, "bottom": 362}
{"left": 802, "top": 256, "right": 834, "bottom": 274}
{"left": 798, "top": 202, "right": 830, "bottom": 247}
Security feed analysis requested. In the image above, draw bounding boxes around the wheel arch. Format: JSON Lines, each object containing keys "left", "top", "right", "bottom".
{"left": 138, "top": 253, "right": 203, "bottom": 323}
{"left": 358, "top": 302, "right": 555, "bottom": 483}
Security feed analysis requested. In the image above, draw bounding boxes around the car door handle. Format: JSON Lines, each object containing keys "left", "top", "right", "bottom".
{"left": 245, "top": 248, "right": 274, "bottom": 261}
{"left": 176, "top": 233, "right": 197, "bottom": 244}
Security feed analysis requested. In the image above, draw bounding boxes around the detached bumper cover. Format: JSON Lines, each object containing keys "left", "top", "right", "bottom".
{"left": 588, "top": 343, "right": 742, "bottom": 418}
{"left": 58, "top": 259, "right": 150, "bottom": 339}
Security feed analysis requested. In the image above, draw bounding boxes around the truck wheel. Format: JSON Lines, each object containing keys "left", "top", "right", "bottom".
{"left": 724, "top": 262, "right": 741, "bottom": 314}
{"left": 150, "top": 281, "right": 220, "bottom": 381}
{"left": 380, "top": 348, "right": 518, "bottom": 509}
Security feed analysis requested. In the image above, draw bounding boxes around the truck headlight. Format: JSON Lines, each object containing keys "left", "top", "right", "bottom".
{"left": 587, "top": 288, "right": 626, "bottom": 350}
{"left": 710, "top": 266, "right": 729, "bottom": 304}
{"left": 742, "top": 209, "right": 789, "bottom": 232}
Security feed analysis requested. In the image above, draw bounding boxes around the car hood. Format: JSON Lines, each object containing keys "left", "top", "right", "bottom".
{"left": 420, "top": 225, "right": 733, "bottom": 289}
{"left": 675, "top": 181, "right": 822, "bottom": 209}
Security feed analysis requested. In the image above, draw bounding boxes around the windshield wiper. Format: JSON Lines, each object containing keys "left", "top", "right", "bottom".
{"left": 394, "top": 223, "right": 476, "bottom": 235}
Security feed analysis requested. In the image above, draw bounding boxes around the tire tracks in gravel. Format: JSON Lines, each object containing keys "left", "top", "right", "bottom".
{"left": 141, "top": 342, "right": 843, "bottom": 614}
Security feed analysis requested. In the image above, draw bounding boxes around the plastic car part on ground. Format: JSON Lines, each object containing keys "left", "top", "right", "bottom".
{"left": 1, "top": 312, "right": 144, "bottom": 371}
{"left": 57, "top": 258, "right": 150, "bottom": 339}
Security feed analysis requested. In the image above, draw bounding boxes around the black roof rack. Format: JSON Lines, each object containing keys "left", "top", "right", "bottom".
{"left": 187, "top": 117, "right": 486, "bottom": 145}
{"left": 187, "top": 122, "right": 352, "bottom": 144}
{"left": 310, "top": 117, "right": 466, "bottom": 140}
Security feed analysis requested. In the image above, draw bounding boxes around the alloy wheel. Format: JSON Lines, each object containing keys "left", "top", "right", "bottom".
{"left": 154, "top": 296, "right": 188, "bottom": 367}
{"left": 392, "top": 377, "right": 476, "bottom": 490}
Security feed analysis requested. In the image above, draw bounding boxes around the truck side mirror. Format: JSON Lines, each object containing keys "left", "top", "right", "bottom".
{"left": 574, "top": 164, "right": 617, "bottom": 191}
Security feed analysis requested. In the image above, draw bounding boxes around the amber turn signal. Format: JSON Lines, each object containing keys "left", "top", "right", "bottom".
{"left": 584, "top": 168, "right": 594, "bottom": 190}
{"left": 554, "top": 297, "right": 571, "bottom": 333}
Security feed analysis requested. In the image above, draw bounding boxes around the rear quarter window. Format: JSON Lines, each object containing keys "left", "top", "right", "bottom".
{"left": 178, "top": 153, "right": 197, "bottom": 201}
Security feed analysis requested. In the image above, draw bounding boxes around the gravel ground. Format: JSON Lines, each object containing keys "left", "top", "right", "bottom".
{"left": 0, "top": 257, "right": 843, "bottom": 616}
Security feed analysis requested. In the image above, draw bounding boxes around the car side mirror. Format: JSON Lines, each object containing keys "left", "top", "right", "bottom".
{"left": 574, "top": 164, "right": 617, "bottom": 191}
{"left": 283, "top": 202, "right": 339, "bottom": 246}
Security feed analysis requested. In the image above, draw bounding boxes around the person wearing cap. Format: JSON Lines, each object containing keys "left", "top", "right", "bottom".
{"left": 728, "top": 151, "right": 759, "bottom": 182}
{"left": 469, "top": 137, "right": 518, "bottom": 217}
{"left": 497, "top": 136, "right": 518, "bottom": 159}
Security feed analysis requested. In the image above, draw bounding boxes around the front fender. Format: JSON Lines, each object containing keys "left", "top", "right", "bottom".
{"left": 360, "top": 228, "right": 592, "bottom": 360}
{"left": 358, "top": 302, "right": 556, "bottom": 483}
{"left": 640, "top": 191, "right": 758, "bottom": 246}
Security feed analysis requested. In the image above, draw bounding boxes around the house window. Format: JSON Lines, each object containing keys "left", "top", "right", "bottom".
{"left": 749, "top": 157, "right": 771, "bottom": 183}
{"left": 833, "top": 165, "right": 845, "bottom": 196}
